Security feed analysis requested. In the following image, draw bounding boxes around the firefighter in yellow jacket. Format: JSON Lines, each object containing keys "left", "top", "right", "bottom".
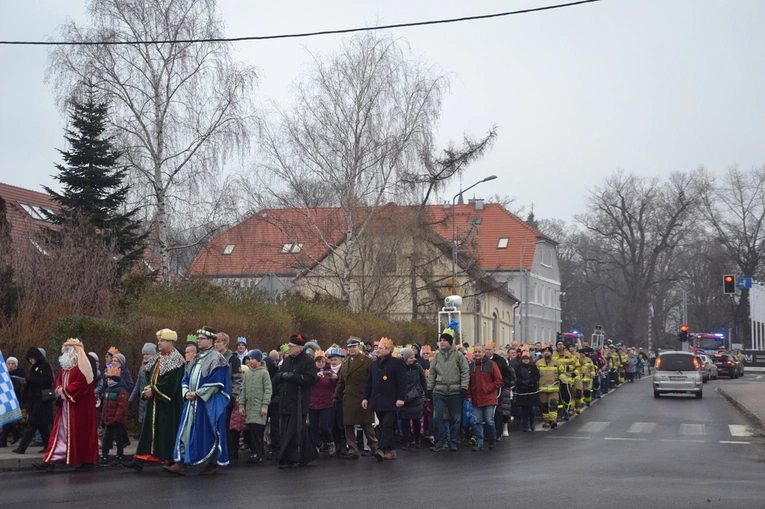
{"left": 567, "top": 344, "right": 584, "bottom": 414}
{"left": 607, "top": 345, "right": 621, "bottom": 388}
{"left": 579, "top": 351, "right": 597, "bottom": 406}
{"left": 536, "top": 347, "right": 563, "bottom": 429}
{"left": 553, "top": 341, "right": 575, "bottom": 420}
{"left": 618, "top": 347, "right": 628, "bottom": 384}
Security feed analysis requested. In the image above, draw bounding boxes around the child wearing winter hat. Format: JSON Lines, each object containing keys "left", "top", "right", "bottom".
{"left": 100, "top": 356, "right": 129, "bottom": 467}
{"left": 239, "top": 349, "right": 272, "bottom": 464}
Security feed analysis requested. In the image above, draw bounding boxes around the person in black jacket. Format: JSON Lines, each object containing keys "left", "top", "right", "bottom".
{"left": 363, "top": 338, "right": 407, "bottom": 461}
{"left": 485, "top": 342, "right": 516, "bottom": 438}
{"left": 398, "top": 348, "right": 427, "bottom": 450}
{"left": 275, "top": 334, "right": 318, "bottom": 469}
{"left": 513, "top": 353, "right": 541, "bottom": 431}
{"left": 13, "top": 347, "right": 54, "bottom": 454}
{"left": 411, "top": 343, "right": 430, "bottom": 370}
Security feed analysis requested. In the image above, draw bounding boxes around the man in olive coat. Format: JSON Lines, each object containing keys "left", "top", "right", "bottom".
{"left": 333, "top": 337, "right": 378, "bottom": 459}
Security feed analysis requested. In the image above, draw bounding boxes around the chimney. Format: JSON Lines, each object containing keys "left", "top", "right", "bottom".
{"left": 468, "top": 198, "right": 485, "bottom": 211}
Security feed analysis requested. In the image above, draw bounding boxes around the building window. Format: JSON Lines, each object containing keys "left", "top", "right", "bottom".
{"left": 542, "top": 246, "right": 553, "bottom": 267}
{"left": 497, "top": 237, "right": 509, "bottom": 249}
{"left": 223, "top": 244, "right": 235, "bottom": 255}
{"left": 280, "top": 242, "right": 304, "bottom": 254}
{"left": 471, "top": 217, "right": 483, "bottom": 225}
{"left": 19, "top": 202, "right": 54, "bottom": 223}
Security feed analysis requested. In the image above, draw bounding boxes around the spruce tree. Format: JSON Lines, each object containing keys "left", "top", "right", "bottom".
{"left": 44, "top": 89, "right": 146, "bottom": 275}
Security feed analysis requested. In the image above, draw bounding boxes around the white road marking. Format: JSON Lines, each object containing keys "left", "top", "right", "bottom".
{"left": 679, "top": 424, "right": 706, "bottom": 435}
{"left": 755, "top": 375, "right": 762, "bottom": 380}
{"left": 603, "top": 437, "right": 648, "bottom": 441}
{"left": 545, "top": 436, "right": 591, "bottom": 440}
{"left": 627, "top": 422, "right": 656, "bottom": 434}
{"left": 578, "top": 421, "right": 610, "bottom": 432}
{"left": 719, "top": 440, "right": 751, "bottom": 444}
{"left": 728, "top": 424, "right": 753, "bottom": 437}
{"left": 661, "top": 439, "right": 706, "bottom": 443}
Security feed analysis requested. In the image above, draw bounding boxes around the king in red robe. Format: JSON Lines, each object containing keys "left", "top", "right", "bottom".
{"left": 33, "top": 338, "right": 99, "bottom": 471}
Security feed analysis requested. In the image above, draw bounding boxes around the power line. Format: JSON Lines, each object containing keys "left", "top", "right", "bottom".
{"left": 0, "top": 0, "right": 602, "bottom": 47}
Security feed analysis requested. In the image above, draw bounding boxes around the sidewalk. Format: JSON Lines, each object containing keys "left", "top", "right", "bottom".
{"left": 0, "top": 441, "right": 136, "bottom": 471}
{"left": 717, "top": 383, "right": 765, "bottom": 432}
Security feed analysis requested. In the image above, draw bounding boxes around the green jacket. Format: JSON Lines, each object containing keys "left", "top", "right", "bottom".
{"left": 427, "top": 345, "right": 470, "bottom": 396}
{"left": 238, "top": 364, "right": 272, "bottom": 425}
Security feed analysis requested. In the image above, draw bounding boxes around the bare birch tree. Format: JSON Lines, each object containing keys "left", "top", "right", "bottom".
{"left": 47, "top": 0, "right": 256, "bottom": 282}
{"left": 259, "top": 33, "right": 448, "bottom": 309}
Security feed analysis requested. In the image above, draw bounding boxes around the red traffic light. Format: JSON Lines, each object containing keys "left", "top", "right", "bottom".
{"left": 723, "top": 275, "right": 736, "bottom": 294}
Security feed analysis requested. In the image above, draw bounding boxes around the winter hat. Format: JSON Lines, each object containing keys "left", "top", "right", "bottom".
{"left": 142, "top": 343, "right": 157, "bottom": 355}
{"left": 411, "top": 343, "right": 421, "bottom": 353}
{"left": 248, "top": 349, "right": 264, "bottom": 363}
{"left": 328, "top": 348, "right": 346, "bottom": 359}
{"left": 439, "top": 319, "right": 459, "bottom": 344}
{"left": 112, "top": 353, "right": 127, "bottom": 367}
{"left": 6, "top": 356, "right": 18, "bottom": 366}
{"left": 401, "top": 348, "right": 414, "bottom": 361}
{"left": 303, "top": 340, "right": 321, "bottom": 357}
{"left": 289, "top": 334, "right": 306, "bottom": 347}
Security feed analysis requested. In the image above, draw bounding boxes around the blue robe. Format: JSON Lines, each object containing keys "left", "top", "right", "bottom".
{"left": 173, "top": 359, "right": 230, "bottom": 466}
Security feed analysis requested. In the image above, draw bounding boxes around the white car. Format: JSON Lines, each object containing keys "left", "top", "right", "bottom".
{"left": 696, "top": 354, "right": 719, "bottom": 382}
{"left": 653, "top": 351, "right": 703, "bottom": 398}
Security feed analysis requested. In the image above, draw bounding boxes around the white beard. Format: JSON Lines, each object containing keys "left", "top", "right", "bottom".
{"left": 59, "top": 348, "right": 78, "bottom": 371}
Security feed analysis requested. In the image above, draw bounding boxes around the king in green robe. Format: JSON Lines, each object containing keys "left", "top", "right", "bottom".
{"left": 132, "top": 347, "right": 185, "bottom": 463}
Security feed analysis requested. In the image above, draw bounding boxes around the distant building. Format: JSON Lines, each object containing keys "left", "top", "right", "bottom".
{"left": 189, "top": 199, "right": 560, "bottom": 346}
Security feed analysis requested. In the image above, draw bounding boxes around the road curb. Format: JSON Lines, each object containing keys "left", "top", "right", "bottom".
{"left": 0, "top": 452, "right": 134, "bottom": 472}
{"left": 716, "top": 387, "right": 765, "bottom": 432}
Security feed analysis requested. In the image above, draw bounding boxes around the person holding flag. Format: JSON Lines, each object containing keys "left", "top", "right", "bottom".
{"left": 0, "top": 351, "right": 23, "bottom": 444}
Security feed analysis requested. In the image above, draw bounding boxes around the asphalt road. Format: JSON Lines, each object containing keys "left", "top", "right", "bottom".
{"left": 2, "top": 376, "right": 764, "bottom": 509}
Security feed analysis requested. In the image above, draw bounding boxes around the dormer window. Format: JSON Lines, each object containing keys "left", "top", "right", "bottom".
{"left": 497, "top": 237, "right": 509, "bottom": 249}
{"left": 470, "top": 217, "right": 483, "bottom": 225}
{"left": 19, "top": 202, "right": 54, "bottom": 223}
{"left": 223, "top": 244, "right": 235, "bottom": 255}
{"left": 281, "top": 242, "right": 303, "bottom": 254}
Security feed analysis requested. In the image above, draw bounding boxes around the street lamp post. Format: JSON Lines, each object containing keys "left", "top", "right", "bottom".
{"left": 451, "top": 175, "right": 497, "bottom": 296}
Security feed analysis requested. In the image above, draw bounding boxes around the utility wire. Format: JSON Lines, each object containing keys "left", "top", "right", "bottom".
{"left": 0, "top": 0, "right": 602, "bottom": 46}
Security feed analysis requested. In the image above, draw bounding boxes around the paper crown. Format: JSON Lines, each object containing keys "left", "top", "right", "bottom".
{"left": 441, "top": 319, "right": 460, "bottom": 340}
{"left": 107, "top": 346, "right": 120, "bottom": 355}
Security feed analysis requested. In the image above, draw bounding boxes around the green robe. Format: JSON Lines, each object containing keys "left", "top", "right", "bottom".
{"left": 135, "top": 349, "right": 185, "bottom": 461}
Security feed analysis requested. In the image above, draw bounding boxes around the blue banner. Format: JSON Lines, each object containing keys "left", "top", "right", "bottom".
{"left": 0, "top": 351, "right": 23, "bottom": 427}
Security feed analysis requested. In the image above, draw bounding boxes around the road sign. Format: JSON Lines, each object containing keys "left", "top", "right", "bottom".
{"left": 737, "top": 277, "right": 753, "bottom": 289}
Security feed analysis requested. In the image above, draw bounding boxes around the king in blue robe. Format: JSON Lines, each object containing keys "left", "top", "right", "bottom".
{"left": 172, "top": 347, "right": 231, "bottom": 467}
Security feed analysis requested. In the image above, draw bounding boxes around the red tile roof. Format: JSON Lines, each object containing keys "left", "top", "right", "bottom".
{"left": 188, "top": 207, "right": 352, "bottom": 277}
{"left": 424, "top": 201, "right": 555, "bottom": 270}
{"left": 189, "top": 201, "right": 553, "bottom": 278}
{"left": 0, "top": 182, "right": 59, "bottom": 252}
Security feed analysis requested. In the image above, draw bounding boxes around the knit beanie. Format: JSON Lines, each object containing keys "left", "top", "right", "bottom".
{"left": 142, "top": 343, "right": 157, "bottom": 355}
{"left": 401, "top": 348, "right": 414, "bottom": 361}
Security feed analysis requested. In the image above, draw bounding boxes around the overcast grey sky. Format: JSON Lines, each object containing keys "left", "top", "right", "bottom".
{"left": 1, "top": 0, "right": 763, "bottom": 223}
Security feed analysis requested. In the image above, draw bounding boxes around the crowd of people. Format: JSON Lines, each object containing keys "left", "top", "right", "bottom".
{"left": 0, "top": 323, "right": 650, "bottom": 474}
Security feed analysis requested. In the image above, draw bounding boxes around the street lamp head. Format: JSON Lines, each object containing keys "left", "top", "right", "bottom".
{"left": 482, "top": 175, "right": 498, "bottom": 182}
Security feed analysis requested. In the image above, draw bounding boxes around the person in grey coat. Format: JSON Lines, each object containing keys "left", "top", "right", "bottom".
{"left": 128, "top": 343, "right": 157, "bottom": 438}
{"left": 398, "top": 348, "right": 427, "bottom": 450}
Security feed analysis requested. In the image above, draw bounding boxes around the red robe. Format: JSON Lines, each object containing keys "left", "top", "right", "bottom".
{"left": 43, "top": 366, "right": 99, "bottom": 465}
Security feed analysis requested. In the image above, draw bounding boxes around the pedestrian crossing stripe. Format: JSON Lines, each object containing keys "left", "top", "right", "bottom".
{"left": 728, "top": 425, "right": 753, "bottom": 437}
{"left": 573, "top": 422, "right": 753, "bottom": 437}
{"left": 627, "top": 422, "right": 656, "bottom": 433}
{"left": 679, "top": 424, "right": 706, "bottom": 435}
